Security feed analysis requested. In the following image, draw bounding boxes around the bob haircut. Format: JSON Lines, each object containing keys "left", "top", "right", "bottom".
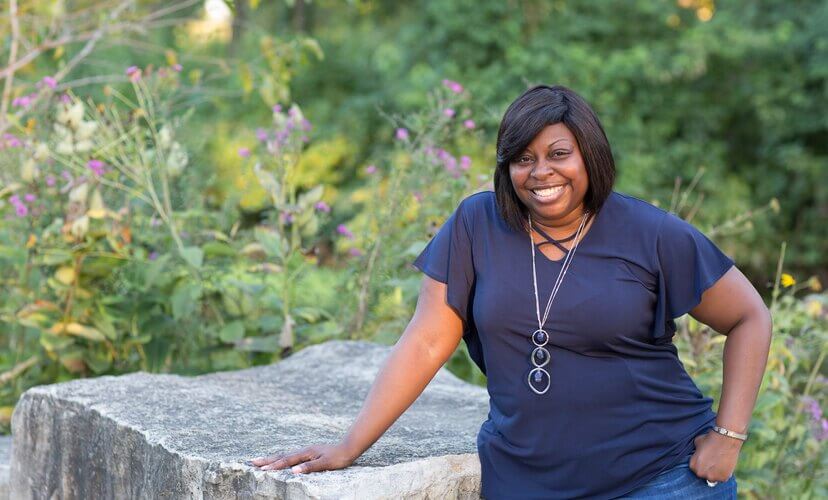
{"left": 494, "top": 84, "right": 616, "bottom": 234}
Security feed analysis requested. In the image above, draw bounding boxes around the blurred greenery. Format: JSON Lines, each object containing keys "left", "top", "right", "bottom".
{"left": 0, "top": 0, "right": 825, "bottom": 497}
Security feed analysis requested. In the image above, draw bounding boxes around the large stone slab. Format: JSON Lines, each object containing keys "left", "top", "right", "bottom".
{"left": 0, "top": 436, "right": 10, "bottom": 500}
{"left": 11, "top": 340, "right": 488, "bottom": 499}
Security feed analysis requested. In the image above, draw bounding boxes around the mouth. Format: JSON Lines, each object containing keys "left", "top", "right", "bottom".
{"left": 528, "top": 184, "right": 567, "bottom": 203}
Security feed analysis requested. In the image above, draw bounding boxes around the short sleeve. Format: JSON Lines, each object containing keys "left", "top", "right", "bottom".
{"left": 651, "top": 212, "right": 735, "bottom": 339}
{"left": 412, "top": 198, "right": 476, "bottom": 326}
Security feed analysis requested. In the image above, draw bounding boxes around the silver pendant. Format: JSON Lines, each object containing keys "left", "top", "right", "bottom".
{"left": 529, "top": 329, "right": 551, "bottom": 394}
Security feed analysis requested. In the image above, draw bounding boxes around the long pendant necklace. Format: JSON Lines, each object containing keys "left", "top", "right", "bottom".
{"left": 527, "top": 210, "right": 589, "bottom": 395}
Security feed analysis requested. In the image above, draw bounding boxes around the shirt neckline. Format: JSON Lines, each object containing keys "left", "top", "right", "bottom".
{"left": 529, "top": 192, "right": 612, "bottom": 265}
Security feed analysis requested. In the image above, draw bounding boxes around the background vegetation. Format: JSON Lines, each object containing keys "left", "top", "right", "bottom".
{"left": 0, "top": 1, "right": 825, "bottom": 497}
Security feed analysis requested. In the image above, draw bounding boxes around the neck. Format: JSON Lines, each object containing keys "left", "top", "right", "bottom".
{"left": 529, "top": 204, "right": 588, "bottom": 237}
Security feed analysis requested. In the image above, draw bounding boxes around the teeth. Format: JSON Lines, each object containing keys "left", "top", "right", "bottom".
{"left": 532, "top": 185, "right": 564, "bottom": 197}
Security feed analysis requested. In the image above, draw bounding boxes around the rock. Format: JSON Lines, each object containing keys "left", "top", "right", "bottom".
{"left": 11, "top": 340, "right": 488, "bottom": 499}
{"left": 0, "top": 435, "right": 10, "bottom": 500}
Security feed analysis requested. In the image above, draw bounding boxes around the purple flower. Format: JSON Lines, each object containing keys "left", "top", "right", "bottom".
{"left": 2, "top": 133, "right": 22, "bottom": 148}
{"left": 149, "top": 251, "right": 159, "bottom": 261}
{"left": 348, "top": 247, "right": 364, "bottom": 257}
{"left": 395, "top": 128, "right": 409, "bottom": 141}
{"left": 12, "top": 95, "right": 34, "bottom": 108}
{"left": 337, "top": 224, "right": 354, "bottom": 239}
{"left": 238, "top": 147, "right": 251, "bottom": 158}
{"left": 60, "top": 94, "right": 72, "bottom": 104}
{"left": 15, "top": 204, "right": 28, "bottom": 217}
{"left": 40, "top": 76, "right": 58, "bottom": 89}
{"left": 45, "top": 175, "right": 56, "bottom": 187}
{"left": 464, "top": 119, "right": 476, "bottom": 129}
{"left": 364, "top": 165, "right": 377, "bottom": 175}
{"left": 460, "top": 155, "right": 472, "bottom": 170}
{"left": 256, "top": 128, "right": 269, "bottom": 142}
{"left": 301, "top": 118, "right": 312, "bottom": 131}
{"left": 300, "top": 135, "right": 309, "bottom": 143}
{"left": 87, "top": 159, "right": 106, "bottom": 176}
{"left": 280, "top": 211, "right": 294, "bottom": 224}
{"left": 443, "top": 108, "right": 455, "bottom": 118}
{"left": 9, "top": 195, "right": 20, "bottom": 204}
{"left": 24, "top": 193, "right": 36, "bottom": 202}
{"left": 172, "top": 63, "right": 182, "bottom": 72}
{"left": 61, "top": 170, "right": 73, "bottom": 180}
{"left": 314, "top": 201, "right": 331, "bottom": 213}
{"left": 413, "top": 191, "right": 423, "bottom": 202}
{"left": 441, "top": 79, "right": 464, "bottom": 94}
{"left": 126, "top": 65, "right": 142, "bottom": 82}
{"left": 272, "top": 104, "right": 282, "bottom": 114}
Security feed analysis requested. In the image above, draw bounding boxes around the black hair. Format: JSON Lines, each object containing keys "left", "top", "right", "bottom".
{"left": 493, "top": 84, "right": 616, "bottom": 233}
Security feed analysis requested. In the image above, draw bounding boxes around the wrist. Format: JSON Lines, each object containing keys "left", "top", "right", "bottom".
{"left": 712, "top": 423, "right": 749, "bottom": 444}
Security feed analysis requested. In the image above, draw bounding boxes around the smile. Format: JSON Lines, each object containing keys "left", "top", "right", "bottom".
{"left": 530, "top": 185, "right": 567, "bottom": 203}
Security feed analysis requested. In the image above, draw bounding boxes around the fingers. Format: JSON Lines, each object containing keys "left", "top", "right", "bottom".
{"left": 259, "top": 448, "right": 319, "bottom": 471}
{"left": 289, "top": 456, "right": 328, "bottom": 474}
{"left": 247, "top": 453, "right": 284, "bottom": 467}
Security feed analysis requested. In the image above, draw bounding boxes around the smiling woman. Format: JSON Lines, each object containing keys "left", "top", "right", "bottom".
{"left": 247, "top": 85, "right": 771, "bottom": 500}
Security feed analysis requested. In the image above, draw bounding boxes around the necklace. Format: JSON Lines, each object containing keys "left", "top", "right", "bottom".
{"left": 527, "top": 210, "right": 589, "bottom": 395}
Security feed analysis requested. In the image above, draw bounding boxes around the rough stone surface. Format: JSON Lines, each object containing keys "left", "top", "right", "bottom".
{"left": 11, "top": 340, "right": 488, "bottom": 499}
{"left": 0, "top": 435, "right": 10, "bottom": 500}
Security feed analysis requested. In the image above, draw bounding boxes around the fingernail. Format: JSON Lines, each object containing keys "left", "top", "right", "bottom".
{"left": 291, "top": 466, "right": 301, "bottom": 473}
{"left": 243, "top": 460, "right": 255, "bottom": 467}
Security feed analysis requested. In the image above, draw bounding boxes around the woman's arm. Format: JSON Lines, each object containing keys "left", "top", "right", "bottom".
{"left": 686, "top": 265, "right": 773, "bottom": 482}
{"left": 249, "top": 275, "right": 465, "bottom": 473}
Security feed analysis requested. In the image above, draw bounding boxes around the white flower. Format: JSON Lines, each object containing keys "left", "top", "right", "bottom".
{"left": 34, "top": 142, "right": 50, "bottom": 161}
{"left": 166, "top": 141, "right": 189, "bottom": 177}
{"left": 57, "top": 101, "right": 85, "bottom": 129}
{"left": 74, "top": 121, "right": 98, "bottom": 141}
{"left": 158, "top": 125, "right": 173, "bottom": 149}
{"left": 21, "top": 158, "right": 39, "bottom": 182}
{"left": 87, "top": 189, "right": 107, "bottom": 219}
{"left": 70, "top": 215, "right": 90, "bottom": 238}
{"left": 74, "top": 140, "right": 93, "bottom": 153}
{"left": 55, "top": 139, "right": 74, "bottom": 155}
{"left": 68, "top": 183, "right": 89, "bottom": 203}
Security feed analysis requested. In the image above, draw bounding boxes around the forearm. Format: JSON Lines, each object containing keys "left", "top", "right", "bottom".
{"left": 340, "top": 328, "right": 449, "bottom": 460}
{"left": 716, "top": 309, "right": 773, "bottom": 440}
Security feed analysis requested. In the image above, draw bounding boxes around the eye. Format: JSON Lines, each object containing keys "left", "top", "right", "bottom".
{"left": 517, "top": 155, "right": 533, "bottom": 164}
{"left": 550, "top": 150, "right": 568, "bottom": 158}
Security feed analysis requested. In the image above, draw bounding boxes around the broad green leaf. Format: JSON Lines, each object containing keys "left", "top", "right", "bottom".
{"left": 180, "top": 246, "right": 204, "bottom": 269}
{"left": 219, "top": 321, "right": 245, "bottom": 343}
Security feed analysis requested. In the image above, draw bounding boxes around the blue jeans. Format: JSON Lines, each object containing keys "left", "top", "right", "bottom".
{"left": 616, "top": 455, "right": 738, "bottom": 499}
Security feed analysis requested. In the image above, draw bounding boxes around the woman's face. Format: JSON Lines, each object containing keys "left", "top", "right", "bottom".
{"left": 508, "top": 122, "right": 590, "bottom": 227}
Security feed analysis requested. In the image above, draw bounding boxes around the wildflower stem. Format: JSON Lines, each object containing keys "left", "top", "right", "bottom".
{"left": 770, "top": 241, "right": 786, "bottom": 312}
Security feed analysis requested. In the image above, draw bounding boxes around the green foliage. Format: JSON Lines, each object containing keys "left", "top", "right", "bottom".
{"left": 0, "top": 2, "right": 826, "bottom": 496}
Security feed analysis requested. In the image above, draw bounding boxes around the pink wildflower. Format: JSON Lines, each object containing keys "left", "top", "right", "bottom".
{"left": 365, "top": 165, "right": 377, "bottom": 174}
{"left": 314, "top": 201, "right": 331, "bottom": 213}
{"left": 256, "top": 128, "right": 269, "bottom": 141}
{"left": 337, "top": 224, "right": 354, "bottom": 239}
{"left": 172, "top": 63, "right": 183, "bottom": 72}
{"left": 395, "top": 128, "right": 409, "bottom": 141}
{"left": 24, "top": 193, "right": 36, "bottom": 202}
{"left": 348, "top": 248, "right": 364, "bottom": 257}
{"left": 441, "top": 79, "right": 464, "bottom": 93}
{"left": 45, "top": 175, "right": 56, "bottom": 187}
{"left": 464, "top": 119, "right": 476, "bottom": 129}
{"left": 460, "top": 155, "right": 472, "bottom": 170}
{"left": 87, "top": 159, "right": 106, "bottom": 176}
{"left": 125, "top": 65, "right": 142, "bottom": 82}
{"left": 238, "top": 147, "right": 251, "bottom": 158}
{"left": 40, "top": 76, "right": 58, "bottom": 89}
{"left": 443, "top": 108, "right": 455, "bottom": 118}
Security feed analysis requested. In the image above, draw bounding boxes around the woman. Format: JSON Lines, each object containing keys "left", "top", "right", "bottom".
{"left": 246, "top": 85, "right": 772, "bottom": 499}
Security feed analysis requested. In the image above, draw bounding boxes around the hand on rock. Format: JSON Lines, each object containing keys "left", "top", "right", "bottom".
{"left": 245, "top": 443, "right": 356, "bottom": 474}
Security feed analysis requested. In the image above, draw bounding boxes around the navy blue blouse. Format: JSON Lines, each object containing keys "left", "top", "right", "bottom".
{"left": 412, "top": 190, "right": 735, "bottom": 499}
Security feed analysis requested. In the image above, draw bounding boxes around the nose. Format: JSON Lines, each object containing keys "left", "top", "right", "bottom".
{"left": 530, "top": 158, "right": 558, "bottom": 179}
